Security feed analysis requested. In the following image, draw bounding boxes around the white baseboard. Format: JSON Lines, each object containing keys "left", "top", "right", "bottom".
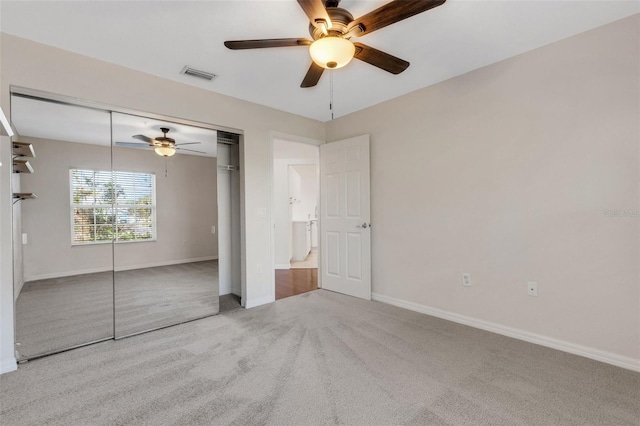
{"left": 24, "top": 257, "right": 218, "bottom": 282}
{"left": 25, "top": 266, "right": 113, "bottom": 282}
{"left": 0, "top": 357, "right": 17, "bottom": 375}
{"left": 372, "top": 292, "right": 640, "bottom": 373}
{"left": 244, "top": 295, "right": 275, "bottom": 309}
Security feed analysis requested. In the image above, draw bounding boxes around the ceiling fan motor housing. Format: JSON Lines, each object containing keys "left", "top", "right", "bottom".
{"left": 154, "top": 127, "right": 176, "bottom": 147}
{"left": 309, "top": 7, "right": 354, "bottom": 40}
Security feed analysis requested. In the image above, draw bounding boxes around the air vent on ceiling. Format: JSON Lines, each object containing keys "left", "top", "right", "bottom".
{"left": 180, "top": 66, "right": 217, "bottom": 81}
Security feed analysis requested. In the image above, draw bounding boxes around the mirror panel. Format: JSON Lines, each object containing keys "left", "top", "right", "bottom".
{"left": 10, "top": 96, "right": 222, "bottom": 358}
{"left": 111, "top": 112, "right": 219, "bottom": 337}
{"left": 11, "top": 95, "right": 114, "bottom": 360}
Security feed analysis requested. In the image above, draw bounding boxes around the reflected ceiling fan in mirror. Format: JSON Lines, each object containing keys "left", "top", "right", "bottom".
{"left": 115, "top": 127, "right": 205, "bottom": 157}
{"left": 224, "top": 0, "right": 446, "bottom": 88}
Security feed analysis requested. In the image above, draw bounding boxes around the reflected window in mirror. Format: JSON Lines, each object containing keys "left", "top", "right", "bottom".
{"left": 70, "top": 168, "right": 156, "bottom": 245}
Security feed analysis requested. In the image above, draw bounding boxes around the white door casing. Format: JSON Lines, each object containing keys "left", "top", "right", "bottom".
{"left": 320, "top": 134, "right": 371, "bottom": 300}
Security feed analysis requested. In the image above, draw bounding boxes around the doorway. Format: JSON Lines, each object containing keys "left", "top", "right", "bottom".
{"left": 271, "top": 136, "right": 321, "bottom": 300}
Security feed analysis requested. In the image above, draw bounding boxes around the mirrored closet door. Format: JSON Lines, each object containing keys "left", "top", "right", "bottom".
{"left": 12, "top": 93, "right": 223, "bottom": 360}
{"left": 11, "top": 95, "right": 115, "bottom": 360}
{"left": 111, "top": 112, "right": 219, "bottom": 338}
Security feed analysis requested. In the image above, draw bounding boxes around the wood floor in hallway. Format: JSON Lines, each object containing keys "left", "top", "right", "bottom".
{"left": 275, "top": 268, "right": 318, "bottom": 300}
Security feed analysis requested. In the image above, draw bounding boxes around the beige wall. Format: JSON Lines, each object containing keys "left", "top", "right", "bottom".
{"left": 19, "top": 137, "right": 217, "bottom": 281}
{"left": 0, "top": 33, "right": 325, "bottom": 372}
{"left": 114, "top": 144, "right": 218, "bottom": 271}
{"left": 327, "top": 15, "right": 640, "bottom": 362}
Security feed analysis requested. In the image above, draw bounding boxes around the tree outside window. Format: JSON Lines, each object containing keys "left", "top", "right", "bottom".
{"left": 70, "top": 169, "right": 156, "bottom": 244}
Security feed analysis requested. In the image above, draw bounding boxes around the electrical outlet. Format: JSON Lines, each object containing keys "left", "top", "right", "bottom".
{"left": 211, "top": 225, "right": 216, "bottom": 234}
{"left": 257, "top": 208, "right": 267, "bottom": 218}
{"left": 462, "top": 273, "right": 472, "bottom": 287}
{"left": 21, "top": 233, "right": 28, "bottom": 245}
{"left": 527, "top": 281, "right": 538, "bottom": 297}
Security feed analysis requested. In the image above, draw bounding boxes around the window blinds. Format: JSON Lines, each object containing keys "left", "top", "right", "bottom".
{"left": 70, "top": 169, "right": 156, "bottom": 244}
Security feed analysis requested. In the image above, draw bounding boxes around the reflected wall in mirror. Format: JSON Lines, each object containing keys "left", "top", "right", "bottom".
{"left": 11, "top": 95, "right": 115, "bottom": 360}
{"left": 111, "top": 112, "right": 219, "bottom": 337}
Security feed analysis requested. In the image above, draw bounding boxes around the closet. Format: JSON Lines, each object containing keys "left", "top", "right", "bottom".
{"left": 10, "top": 91, "right": 242, "bottom": 360}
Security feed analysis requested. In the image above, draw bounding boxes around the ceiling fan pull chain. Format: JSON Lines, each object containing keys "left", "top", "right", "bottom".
{"left": 330, "top": 69, "right": 334, "bottom": 120}
{"left": 165, "top": 157, "right": 168, "bottom": 178}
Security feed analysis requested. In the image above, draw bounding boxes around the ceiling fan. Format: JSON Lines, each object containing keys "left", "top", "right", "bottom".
{"left": 224, "top": 0, "right": 446, "bottom": 88}
{"left": 115, "top": 128, "right": 205, "bottom": 157}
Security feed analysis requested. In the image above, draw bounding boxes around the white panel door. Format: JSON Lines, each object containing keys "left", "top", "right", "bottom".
{"left": 320, "top": 134, "right": 371, "bottom": 300}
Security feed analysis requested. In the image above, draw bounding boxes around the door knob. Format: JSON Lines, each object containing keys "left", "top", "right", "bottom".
{"left": 356, "top": 223, "right": 371, "bottom": 229}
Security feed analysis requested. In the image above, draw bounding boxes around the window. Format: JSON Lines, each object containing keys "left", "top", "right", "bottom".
{"left": 70, "top": 169, "right": 156, "bottom": 244}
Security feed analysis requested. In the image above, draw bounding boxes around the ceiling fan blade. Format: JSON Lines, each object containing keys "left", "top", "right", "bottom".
{"left": 132, "top": 134, "right": 153, "bottom": 143}
{"left": 301, "top": 62, "right": 324, "bottom": 88}
{"left": 115, "top": 142, "right": 152, "bottom": 149}
{"left": 224, "top": 38, "right": 312, "bottom": 50}
{"left": 297, "top": 0, "right": 332, "bottom": 30}
{"left": 348, "top": 0, "right": 446, "bottom": 37}
{"left": 174, "top": 142, "right": 201, "bottom": 146}
{"left": 176, "top": 147, "right": 207, "bottom": 154}
{"left": 353, "top": 43, "right": 409, "bottom": 74}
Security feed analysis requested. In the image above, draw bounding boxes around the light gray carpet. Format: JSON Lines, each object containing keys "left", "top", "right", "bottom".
{"left": 218, "top": 294, "right": 241, "bottom": 313}
{"left": 2, "top": 289, "right": 638, "bottom": 426}
{"left": 15, "top": 261, "right": 218, "bottom": 360}
{"left": 114, "top": 261, "right": 219, "bottom": 337}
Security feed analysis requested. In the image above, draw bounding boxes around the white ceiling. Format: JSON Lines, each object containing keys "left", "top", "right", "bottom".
{"left": 11, "top": 96, "right": 218, "bottom": 157}
{"left": 12, "top": 96, "right": 112, "bottom": 146}
{"left": 1, "top": 1, "right": 638, "bottom": 122}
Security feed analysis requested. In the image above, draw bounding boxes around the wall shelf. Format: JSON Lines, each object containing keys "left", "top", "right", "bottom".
{"left": 12, "top": 141, "right": 36, "bottom": 158}
{"left": 13, "top": 193, "right": 37, "bottom": 204}
{"left": 13, "top": 159, "right": 34, "bottom": 174}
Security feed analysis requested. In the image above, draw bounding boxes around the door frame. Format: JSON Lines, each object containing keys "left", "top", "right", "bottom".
{"left": 269, "top": 131, "right": 324, "bottom": 301}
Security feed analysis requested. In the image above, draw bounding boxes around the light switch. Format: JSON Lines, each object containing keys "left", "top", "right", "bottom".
{"left": 211, "top": 226, "right": 216, "bottom": 234}
{"left": 22, "top": 233, "right": 28, "bottom": 245}
{"left": 462, "top": 273, "right": 471, "bottom": 287}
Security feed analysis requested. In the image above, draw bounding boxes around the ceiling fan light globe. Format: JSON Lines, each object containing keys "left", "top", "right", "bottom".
{"left": 154, "top": 146, "right": 176, "bottom": 157}
{"left": 309, "top": 37, "right": 355, "bottom": 70}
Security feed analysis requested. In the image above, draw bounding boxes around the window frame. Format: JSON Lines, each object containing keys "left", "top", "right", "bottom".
{"left": 69, "top": 168, "right": 157, "bottom": 246}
